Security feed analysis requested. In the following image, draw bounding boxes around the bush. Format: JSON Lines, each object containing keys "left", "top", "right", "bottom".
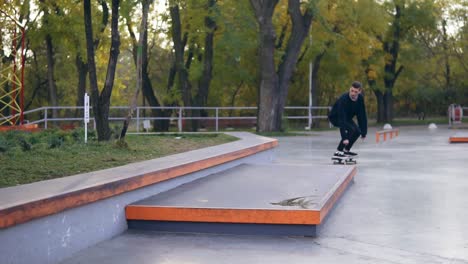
{"left": 48, "top": 134, "right": 64, "bottom": 149}
{"left": 0, "top": 135, "right": 10, "bottom": 152}
{"left": 17, "top": 136, "right": 32, "bottom": 151}
{"left": 29, "top": 134, "right": 41, "bottom": 145}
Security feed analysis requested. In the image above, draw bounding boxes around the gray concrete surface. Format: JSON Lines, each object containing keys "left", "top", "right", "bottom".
{"left": 61, "top": 126, "right": 468, "bottom": 264}
{"left": 131, "top": 163, "right": 354, "bottom": 210}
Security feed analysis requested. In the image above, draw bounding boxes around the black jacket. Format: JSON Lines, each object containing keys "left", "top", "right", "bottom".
{"left": 328, "top": 92, "right": 368, "bottom": 138}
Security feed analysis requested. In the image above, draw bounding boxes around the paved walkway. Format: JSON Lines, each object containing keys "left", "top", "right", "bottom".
{"left": 61, "top": 126, "right": 468, "bottom": 264}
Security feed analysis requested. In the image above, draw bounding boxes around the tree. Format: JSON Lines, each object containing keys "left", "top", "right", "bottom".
{"left": 123, "top": 0, "right": 171, "bottom": 131}
{"left": 74, "top": 0, "right": 110, "bottom": 117}
{"left": 120, "top": 0, "right": 152, "bottom": 141}
{"left": 192, "top": 0, "right": 217, "bottom": 131}
{"left": 38, "top": 0, "right": 59, "bottom": 121}
{"left": 167, "top": 0, "right": 219, "bottom": 131}
{"left": 250, "top": 0, "right": 315, "bottom": 132}
{"left": 169, "top": 1, "right": 192, "bottom": 128}
{"left": 84, "top": 0, "right": 120, "bottom": 141}
{"left": 374, "top": 0, "right": 436, "bottom": 122}
{"left": 203, "top": 0, "right": 258, "bottom": 117}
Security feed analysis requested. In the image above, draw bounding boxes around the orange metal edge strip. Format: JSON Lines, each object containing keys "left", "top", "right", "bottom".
{"left": 125, "top": 206, "right": 320, "bottom": 225}
{"left": 0, "top": 138, "right": 278, "bottom": 229}
{"left": 449, "top": 137, "right": 468, "bottom": 143}
{"left": 319, "top": 166, "right": 357, "bottom": 223}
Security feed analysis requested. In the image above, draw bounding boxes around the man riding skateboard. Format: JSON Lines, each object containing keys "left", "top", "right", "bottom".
{"left": 328, "top": 81, "right": 368, "bottom": 159}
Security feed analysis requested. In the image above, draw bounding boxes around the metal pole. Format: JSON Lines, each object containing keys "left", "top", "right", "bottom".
{"left": 178, "top": 107, "right": 182, "bottom": 132}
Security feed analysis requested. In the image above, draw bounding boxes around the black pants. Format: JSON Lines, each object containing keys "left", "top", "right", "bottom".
{"left": 337, "top": 122, "right": 361, "bottom": 151}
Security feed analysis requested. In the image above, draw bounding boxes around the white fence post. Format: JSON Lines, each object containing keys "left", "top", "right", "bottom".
{"left": 216, "top": 108, "right": 219, "bottom": 132}
{"left": 84, "top": 93, "right": 90, "bottom": 143}
{"left": 178, "top": 107, "right": 182, "bottom": 132}
{"left": 44, "top": 108, "right": 48, "bottom": 129}
{"left": 136, "top": 107, "right": 140, "bottom": 133}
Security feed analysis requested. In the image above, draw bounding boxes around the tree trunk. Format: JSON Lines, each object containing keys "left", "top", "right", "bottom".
{"left": 120, "top": 0, "right": 150, "bottom": 141}
{"left": 39, "top": 0, "right": 58, "bottom": 122}
{"left": 193, "top": 0, "right": 217, "bottom": 131}
{"left": 383, "top": 89, "right": 393, "bottom": 122}
{"left": 374, "top": 90, "right": 385, "bottom": 123}
{"left": 441, "top": 19, "right": 453, "bottom": 104}
{"left": 126, "top": 16, "right": 170, "bottom": 132}
{"left": 25, "top": 51, "right": 46, "bottom": 111}
{"left": 276, "top": 0, "right": 313, "bottom": 130}
{"left": 84, "top": 0, "right": 120, "bottom": 141}
{"left": 84, "top": 0, "right": 100, "bottom": 135}
{"left": 229, "top": 81, "right": 243, "bottom": 117}
{"left": 382, "top": 3, "right": 403, "bottom": 123}
{"left": 251, "top": 0, "right": 314, "bottom": 132}
{"left": 170, "top": 3, "right": 192, "bottom": 131}
{"left": 74, "top": 54, "right": 87, "bottom": 118}
{"left": 44, "top": 34, "right": 58, "bottom": 122}
{"left": 311, "top": 47, "right": 329, "bottom": 128}
{"left": 250, "top": 0, "right": 280, "bottom": 132}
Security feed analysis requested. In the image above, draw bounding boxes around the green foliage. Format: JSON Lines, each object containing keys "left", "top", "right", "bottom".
{"left": 114, "top": 138, "right": 129, "bottom": 149}
{"left": 0, "top": 135, "right": 11, "bottom": 153}
{"left": 17, "top": 136, "right": 32, "bottom": 151}
{"left": 48, "top": 133, "right": 64, "bottom": 149}
{"left": 0, "top": 0, "right": 466, "bottom": 122}
{"left": 111, "top": 125, "right": 122, "bottom": 140}
{"left": 0, "top": 132, "right": 237, "bottom": 187}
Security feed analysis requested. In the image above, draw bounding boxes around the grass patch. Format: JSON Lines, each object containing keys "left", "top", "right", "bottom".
{"left": 0, "top": 130, "right": 237, "bottom": 188}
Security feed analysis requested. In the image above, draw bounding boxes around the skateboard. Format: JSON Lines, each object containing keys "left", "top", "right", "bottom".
{"left": 331, "top": 156, "right": 357, "bottom": 165}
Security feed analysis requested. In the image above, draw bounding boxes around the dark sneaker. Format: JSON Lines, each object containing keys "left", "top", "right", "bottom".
{"left": 344, "top": 150, "right": 358, "bottom": 156}
{"left": 333, "top": 151, "right": 346, "bottom": 158}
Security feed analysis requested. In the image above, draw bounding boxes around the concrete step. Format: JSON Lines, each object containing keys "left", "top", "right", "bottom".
{"left": 126, "top": 163, "right": 356, "bottom": 236}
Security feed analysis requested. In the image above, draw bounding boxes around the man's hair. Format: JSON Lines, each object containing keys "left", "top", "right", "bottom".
{"left": 351, "top": 81, "right": 362, "bottom": 89}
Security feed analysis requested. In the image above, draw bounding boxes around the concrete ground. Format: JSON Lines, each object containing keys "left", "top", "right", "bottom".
{"left": 61, "top": 126, "right": 468, "bottom": 264}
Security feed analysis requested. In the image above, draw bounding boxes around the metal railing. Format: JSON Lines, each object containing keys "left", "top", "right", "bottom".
{"left": 0, "top": 105, "right": 332, "bottom": 132}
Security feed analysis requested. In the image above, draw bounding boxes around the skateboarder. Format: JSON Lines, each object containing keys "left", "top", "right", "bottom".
{"left": 328, "top": 81, "right": 368, "bottom": 159}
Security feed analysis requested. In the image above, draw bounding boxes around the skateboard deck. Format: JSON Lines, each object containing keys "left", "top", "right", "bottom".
{"left": 331, "top": 156, "right": 357, "bottom": 165}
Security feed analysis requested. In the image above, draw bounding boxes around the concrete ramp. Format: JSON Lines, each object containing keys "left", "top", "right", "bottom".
{"left": 126, "top": 163, "right": 356, "bottom": 236}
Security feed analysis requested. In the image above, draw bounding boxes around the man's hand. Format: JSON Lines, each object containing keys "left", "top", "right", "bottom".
{"left": 343, "top": 139, "right": 349, "bottom": 145}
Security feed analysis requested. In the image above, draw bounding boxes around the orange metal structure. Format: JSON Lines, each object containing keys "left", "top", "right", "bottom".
{"left": 376, "top": 128, "right": 399, "bottom": 143}
{"left": 0, "top": 16, "right": 26, "bottom": 126}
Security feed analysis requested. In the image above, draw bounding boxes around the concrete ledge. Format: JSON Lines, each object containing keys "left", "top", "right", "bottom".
{"left": 126, "top": 163, "right": 356, "bottom": 236}
{"left": 0, "top": 132, "right": 277, "bottom": 229}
